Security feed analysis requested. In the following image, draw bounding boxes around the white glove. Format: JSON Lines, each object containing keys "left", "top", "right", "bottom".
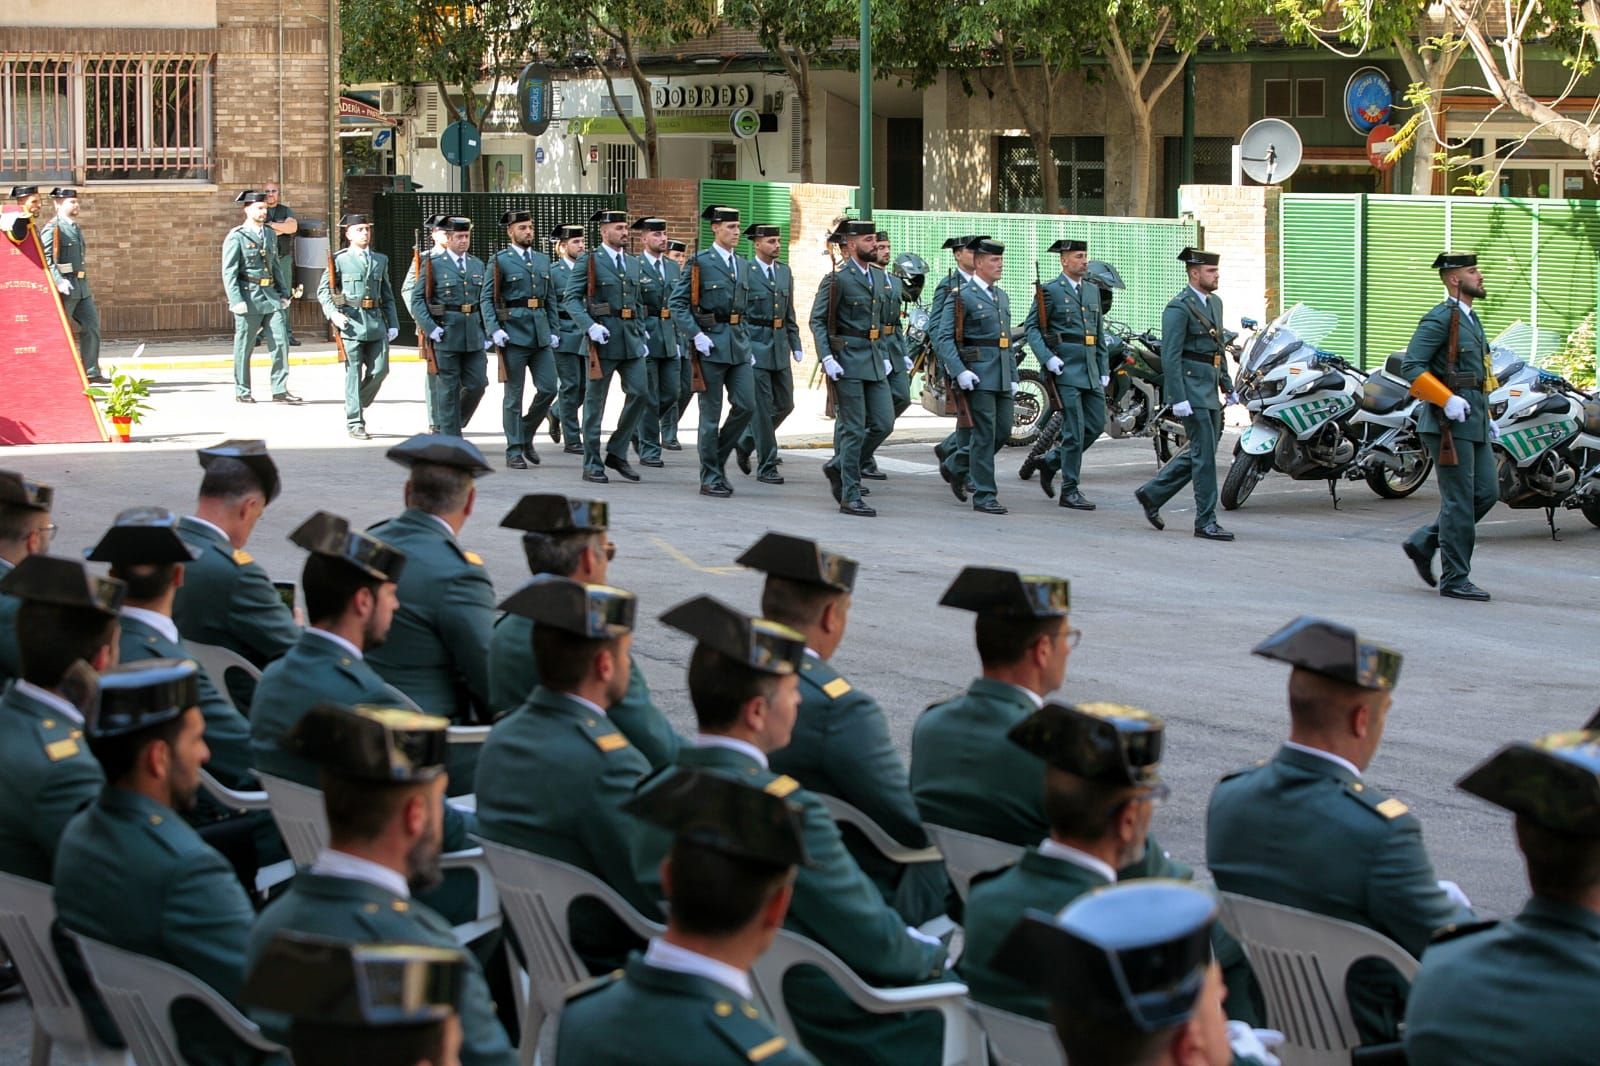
{"left": 1437, "top": 879, "right": 1473, "bottom": 910}
{"left": 587, "top": 323, "right": 610, "bottom": 344}
{"left": 1100, "top": 375, "right": 1110, "bottom": 387}
{"left": 883, "top": 358, "right": 892, "bottom": 375}
{"left": 330, "top": 311, "right": 349, "bottom": 330}
{"left": 1045, "top": 356, "right": 1064, "bottom": 375}
{"left": 1443, "top": 394, "right": 1470, "bottom": 422}
{"left": 822, "top": 356, "right": 845, "bottom": 380}
{"left": 793, "top": 350, "right": 806, "bottom": 364}
{"left": 1226, "top": 392, "right": 1240, "bottom": 405}
{"left": 904, "top": 355, "right": 914, "bottom": 372}
{"left": 230, "top": 301, "right": 248, "bottom": 315}
{"left": 956, "top": 370, "right": 979, "bottom": 390}
{"left": 429, "top": 326, "right": 445, "bottom": 343}
{"left": 1227, "top": 1021, "right": 1284, "bottom": 1066}
{"left": 1172, "top": 400, "right": 1194, "bottom": 418}
{"left": 492, "top": 328, "right": 510, "bottom": 347}
{"left": 549, "top": 334, "right": 560, "bottom": 349}
{"left": 904, "top": 925, "right": 943, "bottom": 948}
{"left": 1489, "top": 421, "right": 1501, "bottom": 442}
{"left": 750, "top": 354, "right": 757, "bottom": 366}
{"left": 483, "top": 339, "right": 494, "bottom": 351}
{"left": 56, "top": 278, "right": 72, "bottom": 295}
{"left": 693, "top": 332, "right": 714, "bottom": 355}
{"left": 386, "top": 327, "right": 399, "bottom": 343}
{"left": 1010, "top": 381, "right": 1020, "bottom": 396}
{"left": 643, "top": 344, "right": 652, "bottom": 358}
{"left": 280, "top": 298, "right": 291, "bottom": 309}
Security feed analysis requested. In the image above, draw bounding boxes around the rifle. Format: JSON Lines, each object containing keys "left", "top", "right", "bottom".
{"left": 326, "top": 244, "right": 347, "bottom": 365}
{"left": 949, "top": 272, "right": 975, "bottom": 429}
{"left": 822, "top": 243, "right": 842, "bottom": 419}
{"left": 1438, "top": 308, "right": 1461, "bottom": 467}
{"left": 1034, "top": 262, "right": 1063, "bottom": 413}
{"left": 416, "top": 230, "right": 438, "bottom": 377}
{"left": 584, "top": 250, "right": 604, "bottom": 381}
{"left": 491, "top": 254, "right": 507, "bottom": 383}
{"left": 687, "top": 240, "right": 709, "bottom": 393}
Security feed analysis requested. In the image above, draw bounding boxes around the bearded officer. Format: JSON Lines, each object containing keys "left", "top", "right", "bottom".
{"left": 409, "top": 217, "right": 489, "bottom": 438}
{"left": 482, "top": 209, "right": 558, "bottom": 469}
{"left": 222, "top": 190, "right": 295, "bottom": 404}
{"left": 631, "top": 217, "right": 683, "bottom": 469}
{"left": 549, "top": 223, "right": 589, "bottom": 454}
{"left": 0, "top": 470, "right": 56, "bottom": 686}
{"left": 859, "top": 231, "right": 912, "bottom": 482}
{"left": 735, "top": 222, "right": 803, "bottom": 485}
{"left": 928, "top": 235, "right": 983, "bottom": 475}
{"left": 320, "top": 213, "right": 397, "bottom": 441}
{"left": 933, "top": 237, "right": 1016, "bottom": 515}
{"left": 39, "top": 188, "right": 107, "bottom": 384}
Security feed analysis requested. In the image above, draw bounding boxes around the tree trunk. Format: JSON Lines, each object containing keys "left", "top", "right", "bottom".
{"left": 618, "top": 28, "right": 658, "bottom": 177}
{"left": 773, "top": 43, "right": 814, "bottom": 183}
{"left": 1393, "top": 34, "right": 1462, "bottom": 196}
{"left": 999, "top": 34, "right": 1059, "bottom": 213}
{"left": 1103, "top": 21, "right": 1187, "bottom": 217}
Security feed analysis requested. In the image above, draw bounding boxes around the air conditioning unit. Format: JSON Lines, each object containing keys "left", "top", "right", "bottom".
{"left": 377, "top": 85, "right": 414, "bottom": 117}
{"left": 417, "top": 86, "right": 446, "bottom": 136}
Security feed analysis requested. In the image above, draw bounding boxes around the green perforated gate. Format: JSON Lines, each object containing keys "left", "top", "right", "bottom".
{"left": 698, "top": 180, "right": 794, "bottom": 260}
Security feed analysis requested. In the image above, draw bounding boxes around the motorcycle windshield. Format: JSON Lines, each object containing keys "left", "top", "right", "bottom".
{"left": 1489, "top": 320, "right": 1562, "bottom": 376}
{"left": 1241, "top": 303, "right": 1339, "bottom": 375}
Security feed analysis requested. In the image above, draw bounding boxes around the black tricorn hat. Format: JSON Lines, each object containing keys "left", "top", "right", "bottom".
{"left": 339, "top": 214, "right": 371, "bottom": 228}
{"left": 553, "top": 224, "right": 585, "bottom": 241}
{"left": 444, "top": 217, "right": 472, "bottom": 232}
{"left": 11, "top": 185, "right": 40, "bottom": 198}
{"left": 589, "top": 209, "right": 628, "bottom": 225}
{"left": 284, "top": 702, "right": 450, "bottom": 783}
{"left": 832, "top": 219, "right": 875, "bottom": 238}
{"left": 500, "top": 208, "right": 534, "bottom": 228}
{"left": 243, "top": 932, "right": 467, "bottom": 1027}
{"left": 1008, "top": 701, "right": 1165, "bottom": 787}
{"left": 939, "top": 566, "right": 1069, "bottom": 618}
{"left": 736, "top": 532, "right": 857, "bottom": 593}
{"left": 701, "top": 205, "right": 741, "bottom": 224}
{"left": 1178, "top": 246, "right": 1220, "bottom": 267}
{"left": 1252, "top": 616, "right": 1401, "bottom": 691}
{"left": 500, "top": 494, "right": 608, "bottom": 534}
{"left": 289, "top": 511, "right": 406, "bottom": 583}
{"left": 941, "top": 235, "right": 987, "bottom": 250}
{"left": 624, "top": 766, "right": 812, "bottom": 869}
{"left": 0, "top": 469, "right": 54, "bottom": 511}
{"left": 385, "top": 433, "right": 493, "bottom": 477}
{"left": 667, "top": 239, "right": 687, "bottom": 252}
{"left": 497, "top": 574, "right": 636, "bottom": 638}
{"left": 234, "top": 190, "right": 269, "bottom": 204}
{"left": 50, "top": 187, "right": 79, "bottom": 199}
{"left": 198, "top": 439, "right": 281, "bottom": 503}
{"left": 86, "top": 507, "right": 201, "bottom": 565}
{"left": 87, "top": 658, "right": 201, "bottom": 739}
{"left": 1458, "top": 730, "right": 1600, "bottom": 835}
{"left": 1432, "top": 251, "right": 1477, "bottom": 270}
{"left": 631, "top": 217, "right": 668, "bottom": 232}
{"left": 1047, "top": 239, "right": 1088, "bottom": 254}
{"left": 0, "top": 555, "right": 124, "bottom": 615}
{"left": 743, "top": 223, "right": 781, "bottom": 240}
{"left": 966, "top": 237, "right": 1005, "bottom": 256}
{"left": 660, "top": 594, "right": 805, "bottom": 676}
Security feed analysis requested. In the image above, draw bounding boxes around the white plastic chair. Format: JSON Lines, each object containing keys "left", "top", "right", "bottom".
{"left": 923, "top": 824, "right": 1023, "bottom": 902}
{"left": 181, "top": 642, "right": 260, "bottom": 706}
{"left": 969, "top": 1001, "right": 1063, "bottom": 1066}
{"left": 447, "top": 725, "right": 491, "bottom": 745}
{"left": 65, "top": 932, "right": 282, "bottom": 1066}
{"left": 195, "top": 770, "right": 293, "bottom": 896}
{"left": 815, "top": 794, "right": 944, "bottom": 865}
{"left": 749, "top": 928, "right": 982, "bottom": 1066}
{"left": 0, "top": 872, "right": 129, "bottom": 1066}
{"left": 1217, "top": 892, "right": 1420, "bottom": 1065}
{"left": 476, "top": 840, "right": 665, "bottom": 1066}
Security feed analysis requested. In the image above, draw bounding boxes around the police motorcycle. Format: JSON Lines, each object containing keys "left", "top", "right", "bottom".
{"left": 1341, "top": 357, "right": 1433, "bottom": 500}
{"left": 1487, "top": 345, "right": 1600, "bottom": 533}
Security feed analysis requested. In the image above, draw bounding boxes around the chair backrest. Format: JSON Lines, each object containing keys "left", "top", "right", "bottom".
{"left": 0, "top": 872, "right": 120, "bottom": 1060}
{"left": 815, "top": 794, "right": 943, "bottom": 865}
{"left": 257, "top": 772, "right": 329, "bottom": 867}
{"left": 969, "top": 1001, "right": 1063, "bottom": 1066}
{"left": 181, "top": 642, "right": 260, "bottom": 706}
{"left": 1218, "top": 892, "right": 1420, "bottom": 1064}
{"left": 197, "top": 769, "right": 270, "bottom": 813}
{"left": 923, "top": 824, "right": 1022, "bottom": 902}
{"left": 67, "top": 933, "right": 282, "bottom": 1066}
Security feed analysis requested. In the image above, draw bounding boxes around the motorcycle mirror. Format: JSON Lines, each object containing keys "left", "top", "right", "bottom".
{"left": 1241, "top": 318, "right": 1258, "bottom": 330}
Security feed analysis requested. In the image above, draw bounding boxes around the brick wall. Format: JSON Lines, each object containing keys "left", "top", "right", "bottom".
{"left": 623, "top": 178, "right": 699, "bottom": 252}
{"left": 786, "top": 183, "right": 856, "bottom": 365}
{"left": 1179, "top": 184, "right": 1281, "bottom": 328}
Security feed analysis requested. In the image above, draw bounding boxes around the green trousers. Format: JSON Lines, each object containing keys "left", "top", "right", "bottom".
{"left": 582, "top": 357, "right": 649, "bottom": 475}
{"left": 635, "top": 358, "right": 681, "bottom": 462}
{"left": 740, "top": 364, "right": 796, "bottom": 477}
{"left": 1140, "top": 408, "right": 1223, "bottom": 530}
{"left": 829, "top": 378, "right": 896, "bottom": 504}
{"left": 232, "top": 308, "right": 289, "bottom": 398}
{"left": 554, "top": 350, "right": 587, "bottom": 445}
{"left": 1047, "top": 383, "right": 1108, "bottom": 493}
{"left": 503, "top": 343, "right": 557, "bottom": 459}
{"left": 433, "top": 347, "right": 487, "bottom": 438}
{"left": 862, "top": 367, "right": 912, "bottom": 472}
{"left": 343, "top": 339, "right": 389, "bottom": 430}
{"left": 697, "top": 360, "right": 754, "bottom": 488}
{"left": 939, "top": 389, "right": 1012, "bottom": 506}
{"left": 668, "top": 362, "right": 696, "bottom": 446}
{"left": 1406, "top": 433, "right": 1498, "bottom": 590}
{"left": 63, "top": 282, "right": 101, "bottom": 376}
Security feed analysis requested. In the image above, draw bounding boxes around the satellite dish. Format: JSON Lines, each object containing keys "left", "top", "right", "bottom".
{"left": 1237, "top": 118, "right": 1303, "bottom": 185}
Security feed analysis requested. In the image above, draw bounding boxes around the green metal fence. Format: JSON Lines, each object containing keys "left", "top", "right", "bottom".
{"left": 697, "top": 180, "right": 795, "bottom": 260}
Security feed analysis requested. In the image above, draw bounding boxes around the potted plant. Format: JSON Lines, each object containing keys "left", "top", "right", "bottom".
{"left": 86, "top": 368, "right": 154, "bottom": 442}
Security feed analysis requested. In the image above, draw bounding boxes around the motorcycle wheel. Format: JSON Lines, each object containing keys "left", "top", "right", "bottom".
{"left": 1364, "top": 449, "right": 1435, "bottom": 499}
{"left": 1008, "top": 370, "right": 1048, "bottom": 448}
{"left": 1221, "top": 453, "right": 1270, "bottom": 510}
{"left": 1582, "top": 498, "right": 1600, "bottom": 529}
{"left": 1020, "top": 411, "right": 1065, "bottom": 479}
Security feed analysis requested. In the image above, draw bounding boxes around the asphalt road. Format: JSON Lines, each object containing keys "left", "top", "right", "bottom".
{"left": 2, "top": 359, "right": 1598, "bottom": 1056}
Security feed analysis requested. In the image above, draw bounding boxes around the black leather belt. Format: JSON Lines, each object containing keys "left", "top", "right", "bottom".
{"left": 428, "top": 303, "right": 474, "bottom": 314}
{"left": 524, "top": 298, "right": 542, "bottom": 309}
{"left": 711, "top": 311, "right": 743, "bottom": 324}
{"left": 836, "top": 326, "right": 880, "bottom": 340}
{"left": 1181, "top": 351, "right": 1221, "bottom": 362}
{"left": 963, "top": 337, "right": 1007, "bottom": 348}
{"left": 1446, "top": 373, "right": 1483, "bottom": 390}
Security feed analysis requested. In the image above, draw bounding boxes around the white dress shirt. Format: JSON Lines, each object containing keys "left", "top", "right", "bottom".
{"left": 306, "top": 626, "right": 364, "bottom": 661}
{"left": 643, "top": 937, "right": 752, "bottom": 1001}
{"left": 1037, "top": 838, "right": 1118, "bottom": 884}
{"left": 1283, "top": 740, "right": 1363, "bottom": 780}
{"left": 310, "top": 848, "right": 411, "bottom": 899}
{"left": 694, "top": 734, "right": 767, "bottom": 768}
{"left": 13, "top": 680, "right": 84, "bottom": 725}
{"left": 121, "top": 605, "right": 180, "bottom": 644}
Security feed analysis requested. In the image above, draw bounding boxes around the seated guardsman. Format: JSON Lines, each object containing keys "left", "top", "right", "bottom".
{"left": 245, "top": 933, "right": 469, "bottom": 1066}
{"left": 1207, "top": 616, "right": 1470, "bottom": 1042}
{"left": 55, "top": 659, "right": 268, "bottom": 1066}
{"left": 557, "top": 768, "right": 821, "bottom": 1065}
{"left": 486, "top": 495, "right": 679, "bottom": 767}
{"left": 0, "top": 555, "right": 122, "bottom": 881}
{"left": 172, "top": 440, "right": 299, "bottom": 710}
{"left": 739, "top": 531, "right": 947, "bottom": 926}
{"left": 909, "top": 567, "right": 1074, "bottom": 845}
{"left": 1404, "top": 728, "right": 1600, "bottom": 1064}
{"left": 248, "top": 704, "right": 516, "bottom": 1066}
{"left": 637, "top": 595, "right": 947, "bottom": 1066}
{"left": 0, "top": 469, "right": 56, "bottom": 684}
{"left": 475, "top": 575, "right": 657, "bottom": 972}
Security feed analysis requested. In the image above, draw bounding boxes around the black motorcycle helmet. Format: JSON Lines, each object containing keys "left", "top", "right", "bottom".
{"left": 1085, "top": 259, "right": 1124, "bottom": 312}
{"left": 892, "top": 252, "right": 928, "bottom": 302}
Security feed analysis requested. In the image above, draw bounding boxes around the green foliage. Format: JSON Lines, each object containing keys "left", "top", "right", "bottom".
{"left": 85, "top": 368, "right": 155, "bottom": 423}
{"left": 1552, "top": 311, "right": 1597, "bottom": 388}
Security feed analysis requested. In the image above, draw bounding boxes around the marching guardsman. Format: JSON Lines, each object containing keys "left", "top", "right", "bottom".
{"left": 222, "top": 190, "right": 295, "bottom": 405}
{"left": 1135, "top": 247, "right": 1234, "bottom": 540}
{"left": 40, "top": 188, "right": 107, "bottom": 384}
{"left": 928, "top": 235, "right": 983, "bottom": 471}
{"left": 562, "top": 208, "right": 650, "bottom": 484}
{"left": 663, "top": 237, "right": 693, "bottom": 451}
{"left": 809, "top": 220, "right": 892, "bottom": 517}
{"left": 669, "top": 205, "right": 757, "bottom": 499}
{"left": 0, "top": 470, "right": 56, "bottom": 686}
{"left": 550, "top": 223, "right": 589, "bottom": 454}
{"left": 1023, "top": 238, "right": 1110, "bottom": 510}
{"left": 3, "top": 185, "right": 42, "bottom": 240}
{"left": 1400, "top": 251, "right": 1498, "bottom": 601}
{"left": 482, "top": 208, "right": 558, "bottom": 469}
{"left": 402, "top": 215, "right": 452, "bottom": 433}
{"left": 558, "top": 769, "right": 822, "bottom": 1066}
{"left": 319, "top": 213, "right": 397, "bottom": 441}
{"left": 860, "top": 231, "right": 912, "bottom": 482}
{"left": 735, "top": 222, "right": 803, "bottom": 485}
{"left": 632, "top": 217, "right": 683, "bottom": 469}
{"left": 933, "top": 236, "right": 1017, "bottom": 515}
{"left": 408, "top": 217, "right": 489, "bottom": 439}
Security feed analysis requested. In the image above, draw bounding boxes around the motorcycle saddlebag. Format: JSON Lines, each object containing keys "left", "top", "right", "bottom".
{"left": 1361, "top": 372, "right": 1410, "bottom": 415}
{"left": 920, "top": 377, "right": 955, "bottom": 417}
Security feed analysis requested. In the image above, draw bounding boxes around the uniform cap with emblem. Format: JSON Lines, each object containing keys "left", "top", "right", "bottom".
{"left": 87, "top": 658, "right": 202, "bottom": 739}
{"left": 197, "top": 439, "right": 281, "bottom": 503}
{"left": 660, "top": 594, "right": 805, "bottom": 676}
{"left": 624, "top": 766, "right": 812, "bottom": 869}
{"left": 942, "top": 235, "right": 988, "bottom": 250}
{"left": 735, "top": 532, "right": 857, "bottom": 593}
{"left": 244, "top": 932, "right": 467, "bottom": 1028}
{"left": 589, "top": 209, "right": 628, "bottom": 225}
{"left": 498, "top": 574, "right": 636, "bottom": 638}
{"left": 339, "top": 213, "right": 370, "bottom": 229}
{"left": 285, "top": 702, "right": 450, "bottom": 782}
{"left": 444, "top": 217, "right": 472, "bottom": 232}
{"left": 553, "top": 224, "right": 585, "bottom": 241}
{"left": 1047, "top": 239, "right": 1088, "bottom": 254}
{"left": 289, "top": 511, "right": 406, "bottom": 583}
{"left": 1432, "top": 251, "right": 1477, "bottom": 270}
{"left": 85, "top": 507, "right": 201, "bottom": 565}
{"left": 630, "top": 216, "right": 668, "bottom": 232}
{"left": 939, "top": 566, "right": 1069, "bottom": 618}
{"left": 235, "top": 190, "right": 269, "bottom": 204}
{"left": 385, "top": 433, "right": 494, "bottom": 478}
{"left": 992, "top": 880, "right": 1217, "bottom": 1030}
{"left": 667, "top": 239, "right": 687, "bottom": 253}
{"left": 50, "top": 188, "right": 79, "bottom": 200}
{"left": 1177, "top": 246, "right": 1220, "bottom": 267}
{"left": 0, "top": 470, "right": 54, "bottom": 511}
{"left": 966, "top": 236, "right": 1005, "bottom": 256}
{"left": 10, "top": 185, "right": 40, "bottom": 198}
{"left": 742, "top": 223, "right": 780, "bottom": 240}
{"left": 1252, "top": 615, "right": 1402, "bottom": 691}
{"left": 500, "top": 208, "right": 533, "bottom": 228}
{"left": 499, "top": 493, "right": 608, "bottom": 534}
{"left": 0, "top": 555, "right": 124, "bottom": 614}
{"left": 701, "top": 205, "right": 741, "bottom": 224}
{"left": 1458, "top": 730, "right": 1600, "bottom": 836}
{"left": 1008, "top": 701, "right": 1165, "bottom": 788}
{"left": 831, "top": 219, "right": 875, "bottom": 239}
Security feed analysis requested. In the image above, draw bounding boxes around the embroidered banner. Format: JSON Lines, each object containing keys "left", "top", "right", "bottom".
{"left": 1, "top": 220, "right": 106, "bottom": 444}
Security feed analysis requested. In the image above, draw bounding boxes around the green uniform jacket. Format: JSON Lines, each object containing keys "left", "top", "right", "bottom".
{"left": 1023, "top": 274, "right": 1109, "bottom": 390}
{"left": 251, "top": 630, "right": 401, "bottom": 778}
{"left": 1404, "top": 897, "right": 1600, "bottom": 1065}
{"left": 318, "top": 247, "right": 398, "bottom": 342}
{"left": 1207, "top": 745, "right": 1469, "bottom": 1041}
{"left": 221, "top": 224, "right": 290, "bottom": 313}
{"left": 669, "top": 249, "right": 752, "bottom": 365}
{"left": 40, "top": 217, "right": 88, "bottom": 289}
{"left": 172, "top": 518, "right": 300, "bottom": 677}
{"left": 480, "top": 247, "right": 554, "bottom": 350}
{"left": 365, "top": 509, "right": 495, "bottom": 726}
{"left": 880, "top": 271, "right": 909, "bottom": 369}
{"left": 933, "top": 277, "right": 1016, "bottom": 392}
{"left": 639, "top": 254, "right": 683, "bottom": 359}
{"left": 1162, "top": 287, "right": 1231, "bottom": 411}
{"left": 486, "top": 613, "right": 681, "bottom": 769}
{"left": 1399, "top": 300, "right": 1492, "bottom": 444}
{"left": 409, "top": 250, "right": 488, "bottom": 352}
{"left": 926, "top": 271, "right": 960, "bottom": 334}
{"left": 557, "top": 955, "right": 820, "bottom": 1065}
{"left": 747, "top": 259, "right": 802, "bottom": 370}
{"left": 551, "top": 258, "right": 586, "bottom": 355}
{"left": 0, "top": 558, "right": 20, "bottom": 685}
{"left": 632, "top": 743, "right": 947, "bottom": 1066}
{"left": 808, "top": 262, "right": 887, "bottom": 381}
{"left": 910, "top": 679, "right": 1046, "bottom": 847}
{"left": 246, "top": 872, "right": 516, "bottom": 1066}
{"left": 0, "top": 682, "right": 103, "bottom": 881}
{"left": 475, "top": 686, "right": 655, "bottom": 969}
{"left": 561, "top": 248, "right": 648, "bottom": 361}
{"left": 54, "top": 787, "right": 268, "bottom": 1066}
{"left": 769, "top": 654, "right": 947, "bottom": 926}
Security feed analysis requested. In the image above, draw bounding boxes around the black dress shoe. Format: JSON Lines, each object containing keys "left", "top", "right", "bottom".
{"left": 236, "top": 395, "right": 256, "bottom": 404}
{"left": 1018, "top": 457, "right": 1037, "bottom": 482}
{"left": 1039, "top": 466, "right": 1058, "bottom": 499}
{"left": 548, "top": 417, "right": 562, "bottom": 443}
{"left": 934, "top": 443, "right": 951, "bottom": 463}
{"left": 563, "top": 443, "right": 584, "bottom": 455}
{"left": 1134, "top": 488, "right": 1165, "bottom": 530}
{"left": 428, "top": 425, "right": 439, "bottom": 434}
{"left": 700, "top": 483, "right": 733, "bottom": 498}
{"left": 507, "top": 453, "right": 528, "bottom": 470}
{"left": 348, "top": 426, "right": 370, "bottom": 440}
{"left": 605, "top": 455, "right": 641, "bottom": 482}
{"left": 823, "top": 464, "right": 843, "bottom": 504}
{"left": 859, "top": 486, "right": 870, "bottom": 496}
{"left": 1059, "top": 490, "right": 1096, "bottom": 511}
{"left": 736, "top": 448, "right": 753, "bottom": 475}
{"left": 1194, "top": 522, "right": 1236, "bottom": 541}
{"left": 664, "top": 440, "right": 682, "bottom": 451}
{"left": 641, "top": 457, "right": 665, "bottom": 468}
{"left": 272, "top": 391, "right": 303, "bottom": 404}
{"left": 942, "top": 467, "right": 968, "bottom": 503}
{"left": 288, "top": 334, "right": 302, "bottom": 346}
{"left": 1402, "top": 542, "right": 1437, "bottom": 588}
{"left": 839, "top": 499, "right": 876, "bottom": 517}
{"left": 1441, "top": 582, "right": 1491, "bottom": 602}
{"left": 87, "top": 372, "right": 111, "bottom": 385}
{"left": 582, "top": 470, "right": 609, "bottom": 484}
{"left": 973, "top": 499, "right": 1008, "bottom": 515}
{"left": 757, "top": 472, "right": 785, "bottom": 485}
{"left": 861, "top": 467, "right": 887, "bottom": 481}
